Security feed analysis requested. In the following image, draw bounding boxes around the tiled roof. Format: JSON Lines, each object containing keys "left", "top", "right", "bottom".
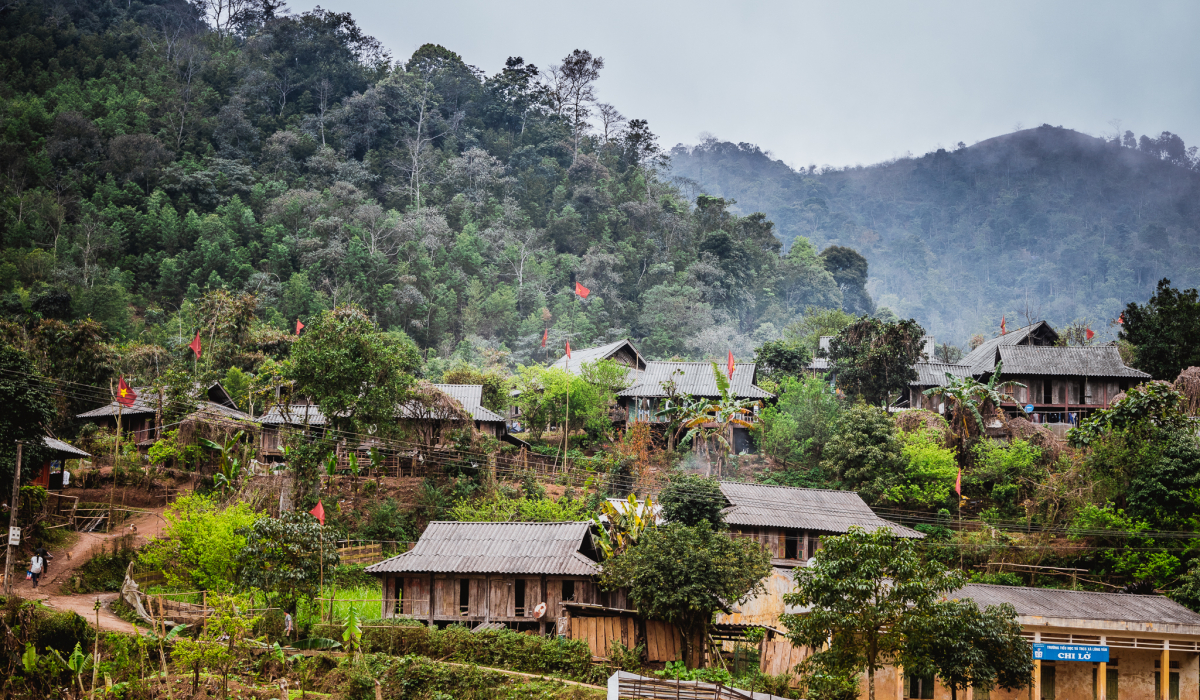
{"left": 551, "top": 339, "right": 643, "bottom": 372}
{"left": 618, "top": 362, "right": 773, "bottom": 399}
{"left": 954, "top": 584, "right": 1200, "bottom": 626}
{"left": 365, "top": 521, "right": 600, "bottom": 575}
{"left": 995, "top": 345, "right": 1150, "bottom": 378}
{"left": 257, "top": 405, "right": 327, "bottom": 426}
{"left": 958, "top": 321, "right": 1057, "bottom": 375}
{"left": 912, "top": 362, "right": 973, "bottom": 386}
{"left": 43, "top": 436, "right": 89, "bottom": 458}
{"left": 718, "top": 482, "right": 923, "bottom": 537}
{"left": 430, "top": 384, "right": 505, "bottom": 422}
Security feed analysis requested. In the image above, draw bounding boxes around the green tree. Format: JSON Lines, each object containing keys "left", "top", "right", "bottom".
{"left": 448, "top": 494, "right": 592, "bottom": 522}
{"left": 819, "top": 246, "right": 873, "bottom": 315}
{"left": 758, "top": 375, "right": 842, "bottom": 469}
{"left": 753, "top": 338, "right": 812, "bottom": 383}
{"left": 600, "top": 523, "right": 771, "bottom": 668}
{"left": 829, "top": 317, "right": 926, "bottom": 405}
{"left": 901, "top": 600, "right": 1033, "bottom": 700}
{"left": 783, "top": 527, "right": 963, "bottom": 700}
{"left": 139, "top": 494, "right": 263, "bottom": 592}
{"left": 171, "top": 594, "right": 260, "bottom": 697}
{"left": 657, "top": 474, "right": 725, "bottom": 528}
{"left": 1121, "top": 278, "right": 1200, "bottom": 380}
{"left": 821, "top": 403, "right": 905, "bottom": 504}
{"left": 0, "top": 345, "right": 55, "bottom": 495}
{"left": 924, "top": 364, "right": 1021, "bottom": 450}
{"left": 886, "top": 429, "right": 958, "bottom": 509}
{"left": 237, "top": 511, "right": 340, "bottom": 612}
{"left": 287, "top": 305, "right": 421, "bottom": 436}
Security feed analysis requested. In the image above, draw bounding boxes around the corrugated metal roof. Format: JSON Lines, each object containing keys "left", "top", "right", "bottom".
{"left": 43, "top": 436, "right": 89, "bottom": 458}
{"left": 257, "top": 405, "right": 327, "bottom": 426}
{"left": 996, "top": 345, "right": 1150, "bottom": 378}
{"left": 430, "top": 384, "right": 505, "bottom": 422}
{"left": 958, "top": 321, "right": 1057, "bottom": 375}
{"left": 618, "top": 362, "right": 773, "bottom": 399}
{"left": 954, "top": 584, "right": 1200, "bottom": 626}
{"left": 718, "top": 482, "right": 923, "bottom": 537}
{"left": 912, "top": 362, "right": 973, "bottom": 386}
{"left": 189, "top": 401, "right": 250, "bottom": 421}
{"left": 365, "top": 521, "right": 600, "bottom": 575}
{"left": 76, "top": 389, "right": 157, "bottom": 418}
{"left": 551, "top": 339, "right": 644, "bottom": 374}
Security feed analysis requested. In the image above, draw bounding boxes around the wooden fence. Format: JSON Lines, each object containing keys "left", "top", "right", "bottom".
{"left": 608, "top": 672, "right": 791, "bottom": 700}
{"left": 337, "top": 543, "right": 383, "bottom": 565}
{"left": 569, "top": 616, "right": 638, "bottom": 659}
{"left": 758, "top": 638, "right": 806, "bottom": 682}
{"left": 645, "top": 620, "right": 683, "bottom": 663}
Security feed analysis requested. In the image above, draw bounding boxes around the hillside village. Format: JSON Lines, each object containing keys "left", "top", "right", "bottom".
{"left": 5, "top": 2, "right": 1200, "bottom": 699}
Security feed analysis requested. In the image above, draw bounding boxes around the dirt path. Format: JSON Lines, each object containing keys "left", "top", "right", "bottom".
{"left": 39, "top": 592, "right": 139, "bottom": 634}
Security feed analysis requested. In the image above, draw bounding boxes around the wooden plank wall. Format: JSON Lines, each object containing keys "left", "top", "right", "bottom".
{"left": 760, "top": 639, "right": 807, "bottom": 681}
{"left": 337, "top": 543, "right": 383, "bottom": 564}
{"left": 646, "top": 620, "right": 683, "bottom": 662}
{"left": 569, "top": 616, "right": 637, "bottom": 659}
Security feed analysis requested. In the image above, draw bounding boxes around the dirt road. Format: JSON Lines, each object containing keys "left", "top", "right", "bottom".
{"left": 38, "top": 592, "right": 139, "bottom": 634}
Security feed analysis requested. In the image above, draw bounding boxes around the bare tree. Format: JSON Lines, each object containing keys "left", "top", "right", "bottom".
{"left": 596, "top": 102, "right": 625, "bottom": 146}
{"left": 314, "top": 78, "right": 333, "bottom": 146}
{"left": 195, "top": 0, "right": 256, "bottom": 37}
{"left": 352, "top": 203, "right": 403, "bottom": 259}
{"left": 544, "top": 50, "right": 604, "bottom": 160}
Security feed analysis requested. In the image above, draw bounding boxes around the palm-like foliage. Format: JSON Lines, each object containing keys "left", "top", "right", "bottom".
{"left": 659, "top": 363, "right": 761, "bottom": 476}
{"left": 923, "top": 363, "right": 1022, "bottom": 445}
{"left": 200, "top": 430, "right": 246, "bottom": 492}
{"left": 592, "top": 494, "right": 656, "bottom": 559}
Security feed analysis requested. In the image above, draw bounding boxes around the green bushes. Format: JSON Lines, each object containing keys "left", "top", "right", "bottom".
{"left": 59, "top": 548, "right": 137, "bottom": 593}
{"left": 339, "top": 652, "right": 605, "bottom": 700}
{"left": 348, "top": 622, "right": 601, "bottom": 683}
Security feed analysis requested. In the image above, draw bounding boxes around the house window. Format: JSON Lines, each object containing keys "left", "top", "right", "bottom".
{"left": 785, "top": 533, "right": 798, "bottom": 560}
{"left": 1154, "top": 661, "right": 1179, "bottom": 700}
{"left": 1043, "top": 381, "right": 1052, "bottom": 404}
{"left": 562, "top": 580, "right": 576, "bottom": 602}
{"left": 515, "top": 579, "right": 526, "bottom": 616}
{"left": 459, "top": 579, "right": 470, "bottom": 616}
{"left": 906, "top": 673, "right": 935, "bottom": 699}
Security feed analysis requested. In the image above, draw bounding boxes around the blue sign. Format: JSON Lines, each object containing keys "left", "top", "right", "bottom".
{"left": 1032, "top": 643, "right": 1109, "bottom": 663}
{"left": 1025, "top": 404, "right": 1035, "bottom": 413}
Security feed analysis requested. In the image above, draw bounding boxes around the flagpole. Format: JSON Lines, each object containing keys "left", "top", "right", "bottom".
{"left": 110, "top": 381, "right": 121, "bottom": 534}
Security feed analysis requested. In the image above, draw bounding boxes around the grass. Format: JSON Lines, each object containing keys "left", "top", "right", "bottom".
{"left": 299, "top": 583, "right": 384, "bottom": 627}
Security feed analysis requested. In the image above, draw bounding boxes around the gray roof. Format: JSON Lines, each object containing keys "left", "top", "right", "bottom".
{"left": 365, "top": 521, "right": 600, "bottom": 576}
{"left": 43, "top": 436, "right": 89, "bottom": 458}
{"left": 257, "top": 404, "right": 327, "bottom": 426}
{"left": 76, "top": 381, "right": 239, "bottom": 418}
{"left": 995, "top": 345, "right": 1150, "bottom": 378}
{"left": 618, "top": 362, "right": 774, "bottom": 399}
{"left": 954, "top": 584, "right": 1200, "bottom": 626}
{"left": 912, "top": 362, "right": 973, "bottom": 387}
{"left": 958, "top": 321, "right": 1057, "bottom": 375}
{"left": 430, "top": 384, "right": 505, "bottom": 422}
{"left": 551, "top": 339, "right": 644, "bottom": 373}
{"left": 188, "top": 401, "right": 251, "bottom": 421}
{"left": 718, "top": 482, "right": 923, "bottom": 538}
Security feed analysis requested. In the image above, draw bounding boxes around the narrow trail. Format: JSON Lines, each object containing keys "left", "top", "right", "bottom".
{"left": 14, "top": 503, "right": 168, "bottom": 634}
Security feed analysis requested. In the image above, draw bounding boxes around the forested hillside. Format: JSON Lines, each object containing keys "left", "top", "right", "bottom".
{"left": 671, "top": 127, "right": 1200, "bottom": 345}
{"left": 0, "top": 0, "right": 865, "bottom": 365}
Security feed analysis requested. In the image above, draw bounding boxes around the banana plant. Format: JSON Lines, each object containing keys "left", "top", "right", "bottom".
{"left": 324, "top": 451, "right": 338, "bottom": 490}
{"left": 343, "top": 608, "right": 363, "bottom": 659}
{"left": 592, "top": 493, "right": 656, "bottom": 559}
{"left": 660, "top": 363, "right": 760, "bottom": 477}
{"left": 66, "top": 642, "right": 90, "bottom": 699}
{"left": 200, "top": 430, "right": 246, "bottom": 492}
{"left": 924, "top": 362, "right": 1023, "bottom": 447}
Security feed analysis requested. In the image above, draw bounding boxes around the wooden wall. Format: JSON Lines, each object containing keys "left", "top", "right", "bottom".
{"left": 570, "top": 616, "right": 637, "bottom": 659}
{"left": 385, "top": 573, "right": 597, "bottom": 622}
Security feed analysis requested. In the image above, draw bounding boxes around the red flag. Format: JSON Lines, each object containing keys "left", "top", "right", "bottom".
{"left": 1000, "top": 316, "right": 1006, "bottom": 335}
{"left": 727, "top": 350, "right": 735, "bottom": 380}
{"left": 116, "top": 376, "right": 137, "bottom": 408}
{"left": 955, "top": 469, "right": 962, "bottom": 497}
{"left": 188, "top": 331, "right": 202, "bottom": 359}
{"left": 309, "top": 501, "right": 325, "bottom": 526}
{"left": 574, "top": 281, "right": 590, "bottom": 299}
{"left": 541, "top": 328, "right": 548, "bottom": 348}
{"left": 565, "top": 341, "right": 571, "bottom": 359}
{"left": 296, "top": 319, "right": 305, "bottom": 334}
{"left": 1085, "top": 328, "right": 1095, "bottom": 341}
{"left": 1117, "top": 313, "right": 1124, "bottom": 325}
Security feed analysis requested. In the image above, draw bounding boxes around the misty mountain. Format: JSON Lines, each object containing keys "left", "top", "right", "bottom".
{"left": 670, "top": 125, "right": 1200, "bottom": 346}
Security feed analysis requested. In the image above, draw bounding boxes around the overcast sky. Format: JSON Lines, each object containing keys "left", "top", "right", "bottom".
{"left": 289, "top": 0, "right": 1200, "bottom": 168}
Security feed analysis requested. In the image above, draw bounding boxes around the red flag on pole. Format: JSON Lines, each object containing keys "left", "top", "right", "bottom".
{"left": 116, "top": 376, "right": 137, "bottom": 407}
{"left": 727, "top": 350, "right": 735, "bottom": 380}
{"left": 188, "top": 331, "right": 202, "bottom": 359}
{"left": 1000, "top": 316, "right": 1006, "bottom": 335}
{"left": 565, "top": 341, "right": 571, "bottom": 359}
{"left": 296, "top": 319, "right": 305, "bottom": 335}
{"left": 1085, "top": 328, "right": 1095, "bottom": 341}
{"left": 955, "top": 469, "right": 962, "bottom": 497}
{"left": 574, "top": 281, "right": 590, "bottom": 299}
{"left": 309, "top": 501, "right": 325, "bottom": 526}
{"left": 541, "top": 328, "right": 548, "bottom": 348}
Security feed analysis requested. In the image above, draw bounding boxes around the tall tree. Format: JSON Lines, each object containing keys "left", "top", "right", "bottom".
{"left": 0, "top": 345, "right": 55, "bottom": 496}
{"left": 783, "top": 527, "right": 963, "bottom": 700}
{"left": 1120, "top": 278, "right": 1200, "bottom": 380}
{"left": 829, "top": 316, "right": 926, "bottom": 405}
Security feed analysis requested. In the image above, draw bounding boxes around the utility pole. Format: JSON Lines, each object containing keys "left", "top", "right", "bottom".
{"left": 3, "top": 442, "right": 23, "bottom": 596}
